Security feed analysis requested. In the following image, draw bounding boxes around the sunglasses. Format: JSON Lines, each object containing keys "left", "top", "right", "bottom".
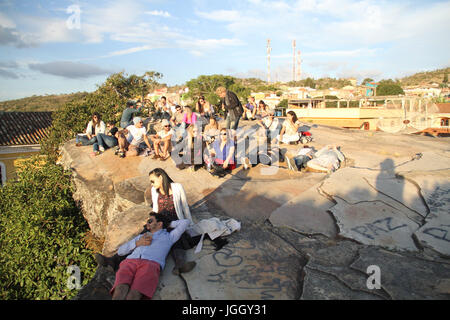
{"left": 221, "top": 133, "right": 227, "bottom": 136}
{"left": 164, "top": 125, "right": 170, "bottom": 128}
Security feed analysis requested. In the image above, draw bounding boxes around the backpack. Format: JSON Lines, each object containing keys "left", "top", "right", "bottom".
{"left": 210, "top": 162, "right": 228, "bottom": 178}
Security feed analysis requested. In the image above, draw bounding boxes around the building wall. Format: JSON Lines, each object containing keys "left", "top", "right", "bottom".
{"left": 0, "top": 150, "right": 40, "bottom": 183}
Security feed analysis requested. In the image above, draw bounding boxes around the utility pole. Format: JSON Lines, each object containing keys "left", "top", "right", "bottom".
{"left": 292, "top": 40, "right": 296, "bottom": 82}
{"left": 267, "top": 39, "right": 271, "bottom": 84}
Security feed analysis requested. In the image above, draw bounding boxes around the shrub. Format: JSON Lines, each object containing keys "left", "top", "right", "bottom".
{"left": 0, "top": 156, "right": 96, "bottom": 299}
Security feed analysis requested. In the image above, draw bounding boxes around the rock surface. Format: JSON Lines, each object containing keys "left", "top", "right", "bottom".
{"left": 61, "top": 120, "right": 450, "bottom": 300}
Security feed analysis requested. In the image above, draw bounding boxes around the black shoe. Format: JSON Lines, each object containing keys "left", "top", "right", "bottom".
{"left": 179, "top": 261, "right": 196, "bottom": 274}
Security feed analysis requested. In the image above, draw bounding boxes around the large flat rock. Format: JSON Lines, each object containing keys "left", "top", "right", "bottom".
{"left": 269, "top": 185, "right": 337, "bottom": 237}
{"left": 401, "top": 171, "right": 450, "bottom": 220}
{"left": 182, "top": 223, "right": 303, "bottom": 300}
{"left": 320, "top": 167, "right": 426, "bottom": 225}
{"left": 102, "top": 205, "right": 150, "bottom": 256}
{"left": 350, "top": 247, "right": 450, "bottom": 299}
{"left": 415, "top": 214, "right": 450, "bottom": 257}
{"left": 301, "top": 267, "right": 383, "bottom": 300}
{"left": 329, "top": 199, "right": 420, "bottom": 252}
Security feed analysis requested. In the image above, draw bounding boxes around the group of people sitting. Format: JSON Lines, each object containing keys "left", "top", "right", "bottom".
{"left": 75, "top": 87, "right": 344, "bottom": 176}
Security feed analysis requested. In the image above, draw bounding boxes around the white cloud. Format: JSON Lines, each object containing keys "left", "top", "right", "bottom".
{"left": 145, "top": 10, "right": 171, "bottom": 18}
{"left": 103, "top": 45, "right": 156, "bottom": 57}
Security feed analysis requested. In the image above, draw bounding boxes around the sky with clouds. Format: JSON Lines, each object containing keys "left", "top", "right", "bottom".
{"left": 0, "top": 0, "right": 449, "bottom": 101}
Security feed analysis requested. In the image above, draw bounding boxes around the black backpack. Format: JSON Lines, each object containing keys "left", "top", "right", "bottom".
{"left": 210, "top": 162, "right": 228, "bottom": 178}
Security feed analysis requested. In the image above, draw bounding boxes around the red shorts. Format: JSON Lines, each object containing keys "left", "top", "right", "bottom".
{"left": 214, "top": 159, "right": 236, "bottom": 170}
{"left": 110, "top": 259, "right": 161, "bottom": 299}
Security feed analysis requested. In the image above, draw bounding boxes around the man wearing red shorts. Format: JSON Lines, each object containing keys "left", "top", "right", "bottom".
{"left": 111, "top": 212, "right": 190, "bottom": 300}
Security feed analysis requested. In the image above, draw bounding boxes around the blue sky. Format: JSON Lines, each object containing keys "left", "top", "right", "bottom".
{"left": 0, "top": 0, "right": 449, "bottom": 101}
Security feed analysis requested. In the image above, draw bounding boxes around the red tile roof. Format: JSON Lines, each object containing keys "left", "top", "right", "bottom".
{"left": 0, "top": 112, "right": 53, "bottom": 146}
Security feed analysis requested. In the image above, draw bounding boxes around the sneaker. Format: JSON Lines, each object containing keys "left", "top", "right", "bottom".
{"left": 99, "top": 146, "right": 105, "bottom": 152}
{"left": 118, "top": 151, "right": 125, "bottom": 158}
{"left": 242, "top": 157, "right": 251, "bottom": 170}
{"left": 258, "top": 152, "right": 272, "bottom": 165}
{"left": 285, "top": 155, "right": 298, "bottom": 172}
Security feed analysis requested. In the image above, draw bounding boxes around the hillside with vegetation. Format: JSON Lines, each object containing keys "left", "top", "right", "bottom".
{"left": 399, "top": 67, "right": 449, "bottom": 87}
{"left": 0, "top": 92, "right": 89, "bottom": 112}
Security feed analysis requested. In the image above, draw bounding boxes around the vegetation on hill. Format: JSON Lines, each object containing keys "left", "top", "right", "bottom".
{"left": 286, "top": 77, "right": 352, "bottom": 89}
{"left": 0, "top": 92, "right": 89, "bottom": 112}
{"left": 0, "top": 156, "right": 96, "bottom": 299}
{"left": 398, "top": 67, "right": 450, "bottom": 87}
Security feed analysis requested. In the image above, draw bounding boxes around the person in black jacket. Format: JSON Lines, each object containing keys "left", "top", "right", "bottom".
{"left": 215, "top": 86, "right": 244, "bottom": 131}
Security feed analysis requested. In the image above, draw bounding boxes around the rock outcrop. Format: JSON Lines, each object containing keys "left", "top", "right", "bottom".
{"left": 63, "top": 120, "right": 450, "bottom": 300}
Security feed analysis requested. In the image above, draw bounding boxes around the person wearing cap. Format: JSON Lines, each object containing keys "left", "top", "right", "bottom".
{"left": 117, "top": 117, "right": 152, "bottom": 158}
{"left": 149, "top": 119, "right": 174, "bottom": 160}
{"left": 120, "top": 100, "right": 143, "bottom": 129}
{"left": 257, "top": 109, "right": 279, "bottom": 138}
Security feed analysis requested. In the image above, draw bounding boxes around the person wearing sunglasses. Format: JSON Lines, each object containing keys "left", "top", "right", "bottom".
{"left": 116, "top": 117, "right": 152, "bottom": 158}
{"left": 149, "top": 119, "right": 174, "bottom": 160}
{"left": 146, "top": 168, "right": 196, "bottom": 276}
{"left": 110, "top": 212, "right": 191, "bottom": 300}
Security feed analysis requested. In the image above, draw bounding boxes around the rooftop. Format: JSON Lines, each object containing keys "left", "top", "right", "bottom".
{"left": 0, "top": 111, "right": 53, "bottom": 146}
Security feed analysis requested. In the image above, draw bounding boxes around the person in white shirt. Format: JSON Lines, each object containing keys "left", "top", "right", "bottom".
{"left": 278, "top": 111, "right": 301, "bottom": 144}
{"left": 117, "top": 117, "right": 152, "bottom": 158}
{"left": 149, "top": 119, "right": 174, "bottom": 160}
{"left": 75, "top": 112, "right": 106, "bottom": 146}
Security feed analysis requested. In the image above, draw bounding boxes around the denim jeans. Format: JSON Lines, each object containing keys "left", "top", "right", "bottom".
{"left": 120, "top": 120, "right": 133, "bottom": 129}
{"left": 294, "top": 155, "right": 311, "bottom": 169}
{"left": 226, "top": 113, "right": 241, "bottom": 130}
{"left": 93, "top": 133, "right": 118, "bottom": 151}
{"left": 76, "top": 134, "right": 97, "bottom": 146}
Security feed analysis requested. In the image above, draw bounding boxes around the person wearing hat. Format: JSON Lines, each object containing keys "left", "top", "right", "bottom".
{"left": 120, "top": 100, "right": 143, "bottom": 129}
{"left": 149, "top": 119, "right": 174, "bottom": 160}
{"left": 117, "top": 117, "right": 152, "bottom": 158}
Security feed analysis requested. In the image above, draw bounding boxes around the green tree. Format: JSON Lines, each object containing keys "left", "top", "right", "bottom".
{"left": 362, "top": 78, "right": 374, "bottom": 85}
{"left": 304, "top": 77, "right": 316, "bottom": 89}
{"left": 185, "top": 74, "right": 250, "bottom": 109}
{"left": 376, "top": 79, "right": 405, "bottom": 96}
{"left": 441, "top": 73, "right": 448, "bottom": 88}
{"left": 41, "top": 71, "right": 163, "bottom": 162}
{"left": 0, "top": 156, "right": 96, "bottom": 299}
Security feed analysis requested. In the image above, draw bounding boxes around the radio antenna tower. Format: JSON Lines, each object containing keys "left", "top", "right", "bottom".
{"left": 267, "top": 39, "right": 271, "bottom": 83}
{"left": 297, "top": 50, "right": 301, "bottom": 81}
{"left": 292, "top": 40, "right": 297, "bottom": 81}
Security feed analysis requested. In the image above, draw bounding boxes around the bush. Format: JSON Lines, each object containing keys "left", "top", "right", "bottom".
{"left": 376, "top": 79, "right": 404, "bottom": 96}
{"left": 0, "top": 156, "right": 96, "bottom": 299}
{"left": 40, "top": 71, "right": 162, "bottom": 162}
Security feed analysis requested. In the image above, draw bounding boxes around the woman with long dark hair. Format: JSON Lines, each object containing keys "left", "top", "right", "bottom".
{"left": 278, "top": 110, "right": 301, "bottom": 144}
{"left": 147, "top": 168, "right": 196, "bottom": 275}
{"left": 75, "top": 112, "right": 106, "bottom": 146}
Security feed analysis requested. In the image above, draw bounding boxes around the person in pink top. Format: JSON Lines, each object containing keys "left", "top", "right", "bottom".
{"left": 182, "top": 106, "right": 197, "bottom": 127}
